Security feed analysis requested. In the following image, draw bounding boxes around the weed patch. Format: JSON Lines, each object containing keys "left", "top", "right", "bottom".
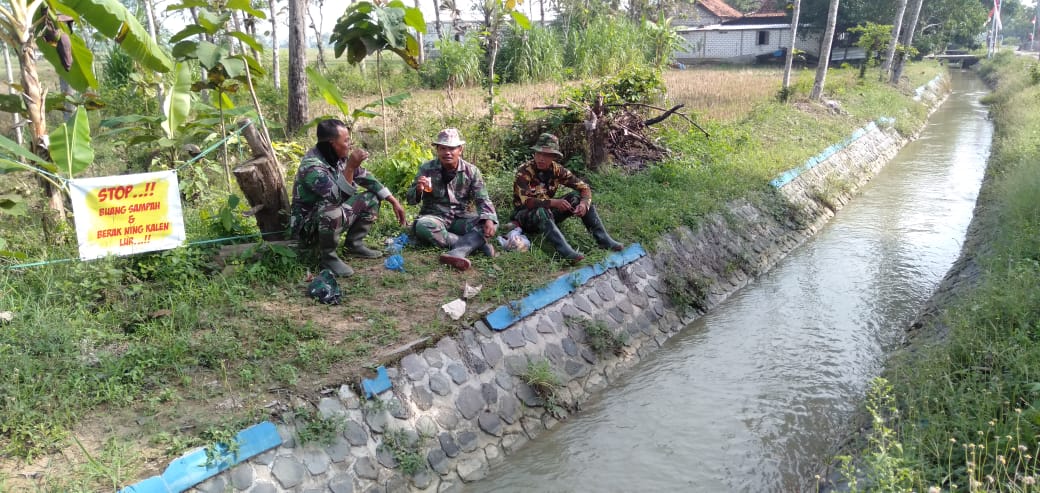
{"left": 293, "top": 407, "right": 346, "bottom": 447}
{"left": 521, "top": 360, "right": 566, "bottom": 418}
{"left": 567, "top": 317, "right": 626, "bottom": 356}
{"left": 379, "top": 428, "right": 428, "bottom": 476}
{"left": 661, "top": 257, "right": 709, "bottom": 314}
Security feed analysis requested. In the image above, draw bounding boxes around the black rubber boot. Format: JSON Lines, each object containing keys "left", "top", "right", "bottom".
{"left": 581, "top": 205, "right": 623, "bottom": 251}
{"left": 318, "top": 230, "right": 354, "bottom": 277}
{"left": 343, "top": 220, "right": 383, "bottom": 258}
{"left": 439, "top": 230, "right": 486, "bottom": 271}
{"left": 543, "top": 221, "right": 585, "bottom": 263}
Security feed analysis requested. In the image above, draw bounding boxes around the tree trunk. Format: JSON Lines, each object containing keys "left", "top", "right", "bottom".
{"left": 585, "top": 95, "right": 608, "bottom": 171}
{"left": 433, "top": 0, "right": 443, "bottom": 41}
{"left": 377, "top": 52, "right": 389, "bottom": 156}
{"left": 308, "top": 9, "right": 328, "bottom": 72}
{"left": 891, "top": 0, "right": 923, "bottom": 84}
{"left": 17, "top": 41, "right": 65, "bottom": 219}
{"left": 782, "top": 0, "right": 801, "bottom": 96}
{"left": 233, "top": 119, "right": 289, "bottom": 240}
{"left": 487, "top": 38, "right": 498, "bottom": 122}
{"left": 143, "top": 0, "right": 165, "bottom": 105}
{"left": 270, "top": 0, "right": 282, "bottom": 90}
{"left": 244, "top": 16, "right": 263, "bottom": 66}
{"left": 810, "top": 0, "right": 840, "bottom": 101}
{"left": 287, "top": 0, "right": 308, "bottom": 135}
{"left": 881, "top": 0, "right": 908, "bottom": 82}
{"left": 3, "top": 46, "right": 24, "bottom": 145}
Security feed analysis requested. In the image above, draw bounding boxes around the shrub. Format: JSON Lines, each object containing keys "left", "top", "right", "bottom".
{"left": 499, "top": 25, "right": 565, "bottom": 84}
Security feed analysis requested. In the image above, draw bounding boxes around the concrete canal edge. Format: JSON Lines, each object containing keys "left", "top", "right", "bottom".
{"left": 120, "top": 75, "right": 950, "bottom": 493}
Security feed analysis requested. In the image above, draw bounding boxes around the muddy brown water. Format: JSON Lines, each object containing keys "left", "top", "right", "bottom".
{"left": 468, "top": 71, "right": 991, "bottom": 493}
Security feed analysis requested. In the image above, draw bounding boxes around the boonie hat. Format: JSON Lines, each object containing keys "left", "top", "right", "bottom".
{"left": 531, "top": 133, "right": 563, "bottom": 157}
{"left": 433, "top": 128, "right": 465, "bottom": 147}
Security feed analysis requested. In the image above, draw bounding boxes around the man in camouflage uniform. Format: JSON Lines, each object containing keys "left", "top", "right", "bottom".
{"left": 290, "top": 119, "right": 407, "bottom": 277}
{"left": 406, "top": 128, "right": 498, "bottom": 271}
{"left": 512, "top": 133, "right": 623, "bottom": 263}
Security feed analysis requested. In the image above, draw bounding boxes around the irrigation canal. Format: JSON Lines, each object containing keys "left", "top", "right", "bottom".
{"left": 467, "top": 70, "right": 992, "bottom": 492}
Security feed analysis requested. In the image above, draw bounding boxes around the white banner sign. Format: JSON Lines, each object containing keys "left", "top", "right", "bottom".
{"left": 69, "top": 170, "right": 186, "bottom": 260}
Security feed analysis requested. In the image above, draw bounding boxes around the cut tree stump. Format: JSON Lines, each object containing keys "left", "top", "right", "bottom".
{"left": 232, "top": 119, "right": 289, "bottom": 240}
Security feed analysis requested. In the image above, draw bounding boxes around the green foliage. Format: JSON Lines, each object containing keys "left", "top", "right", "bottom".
{"left": 101, "top": 46, "right": 135, "bottom": 88}
{"left": 330, "top": 1, "right": 426, "bottom": 69}
{"left": 849, "top": 22, "right": 892, "bottom": 79}
{"left": 379, "top": 428, "right": 428, "bottom": 475}
{"left": 839, "top": 378, "right": 918, "bottom": 492}
{"left": 565, "top": 66, "right": 664, "bottom": 107}
{"left": 565, "top": 16, "right": 649, "bottom": 79}
{"left": 294, "top": 407, "right": 345, "bottom": 446}
{"left": 521, "top": 359, "right": 565, "bottom": 417}
{"left": 367, "top": 139, "right": 433, "bottom": 195}
{"left": 568, "top": 317, "right": 626, "bottom": 356}
{"left": 421, "top": 37, "right": 485, "bottom": 89}
{"left": 641, "top": 15, "right": 686, "bottom": 68}
{"left": 880, "top": 54, "right": 1040, "bottom": 490}
{"left": 499, "top": 25, "right": 564, "bottom": 84}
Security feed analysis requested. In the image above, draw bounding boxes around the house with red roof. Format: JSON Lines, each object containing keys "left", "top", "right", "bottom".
{"left": 673, "top": 0, "right": 863, "bottom": 65}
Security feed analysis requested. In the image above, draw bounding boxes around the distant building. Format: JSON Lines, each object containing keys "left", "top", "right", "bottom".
{"left": 673, "top": 0, "right": 743, "bottom": 27}
{"left": 674, "top": 0, "right": 864, "bottom": 65}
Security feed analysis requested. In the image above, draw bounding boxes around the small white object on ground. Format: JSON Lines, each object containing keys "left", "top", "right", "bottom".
{"left": 441, "top": 299, "right": 466, "bottom": 320}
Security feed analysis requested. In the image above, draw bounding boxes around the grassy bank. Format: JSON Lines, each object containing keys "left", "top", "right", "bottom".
{"left": 0, "top": 62, "right": 942, "bottom": 490}
{"left": 843, "top": 52, "right": 1040, "bottom": 491}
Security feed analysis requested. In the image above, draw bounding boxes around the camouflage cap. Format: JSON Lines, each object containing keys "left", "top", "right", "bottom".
{"left": 432, "top": 128, "right": 465, "bottom": 147}
{"left": 530, "top": 133, "right": 563, "bottom": 157}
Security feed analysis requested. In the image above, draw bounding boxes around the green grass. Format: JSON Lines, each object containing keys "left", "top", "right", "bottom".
{"left": 0, "top": 61, "right": 944, "bottom": 490}
{"left": 839, "top": 51, "right": 1040, "bottom": 491}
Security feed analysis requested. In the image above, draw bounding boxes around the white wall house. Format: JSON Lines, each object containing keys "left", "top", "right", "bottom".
{"left": 676, "top": 24, "right": 804, "bottom": 63}
{"left": 676, "top": 24, "right": 866, "bottom": 65}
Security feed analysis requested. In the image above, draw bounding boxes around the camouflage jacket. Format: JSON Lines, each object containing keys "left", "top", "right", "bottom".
{"left": 406, "top": 158, "right": 498, "bottom": 225}
{"left": 290, "top": 147, "right": 390, "bottom": 228}
{"left": 512, "top": 160, "right": 592, "bottom": 210}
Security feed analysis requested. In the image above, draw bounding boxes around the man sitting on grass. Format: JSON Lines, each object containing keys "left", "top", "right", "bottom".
{"left": 511, "top": 133, "right": 623, "bottom": 263}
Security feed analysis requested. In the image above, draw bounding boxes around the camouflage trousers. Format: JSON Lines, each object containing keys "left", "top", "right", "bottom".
{"left": 295, "top": 191, "right": 380, "bottom": 245}
{"left": 412, "top": 213, "right": 482, "bottom": 248}
{"left": 511, "top": 192, "right": 583, "bottom": 233}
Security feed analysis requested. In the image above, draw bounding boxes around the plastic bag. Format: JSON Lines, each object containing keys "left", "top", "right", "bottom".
{"left": 497, "top": 227, "right": 530, "bottom": 252}
{"left": 385, "top": 233, "right": 409, "bottom": 272}
{"left": 306, "top": 269, "right": 342, "bottom": 305}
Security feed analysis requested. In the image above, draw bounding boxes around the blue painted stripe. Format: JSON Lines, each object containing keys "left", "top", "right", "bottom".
{"left": 362, "top": 365, "right": 392, "bottom": 399}
{"left": 120, "top": 421, "right": 282, "bottom": 493}
{"left": 485, "top": 243, "right": 647, "bottom": 331}
{"left": 770, "top": 121, "right": 885, "bottom": 189}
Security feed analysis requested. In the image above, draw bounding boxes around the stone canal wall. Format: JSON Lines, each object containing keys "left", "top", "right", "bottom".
{"left": 124, "top": 76, "right": 949, "bottom": 493}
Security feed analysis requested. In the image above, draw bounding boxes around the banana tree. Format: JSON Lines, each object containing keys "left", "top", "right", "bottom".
{"left": 0, "top": 0, "right": 174, "bottom": 219}
{"left": 330, "top": 0, "right": 425, "bottom": 154}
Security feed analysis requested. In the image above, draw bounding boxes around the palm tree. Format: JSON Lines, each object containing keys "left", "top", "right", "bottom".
{"left": 782, "top": 0, "right": 802, "bottom": 98}
{"left": 881, "top": 0, "right": 908, "bottom": 82}
{"left": 441, "top": 0, "right": 462, "bottom": 40}
{"left": 432, "top": 0, "right": 443, "bottom": 39}
{"left": 890, "top": 0, "right": 924, "bottom": 84}
{"left": 810, "top": 0, "right": 840, "bottom": 101}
